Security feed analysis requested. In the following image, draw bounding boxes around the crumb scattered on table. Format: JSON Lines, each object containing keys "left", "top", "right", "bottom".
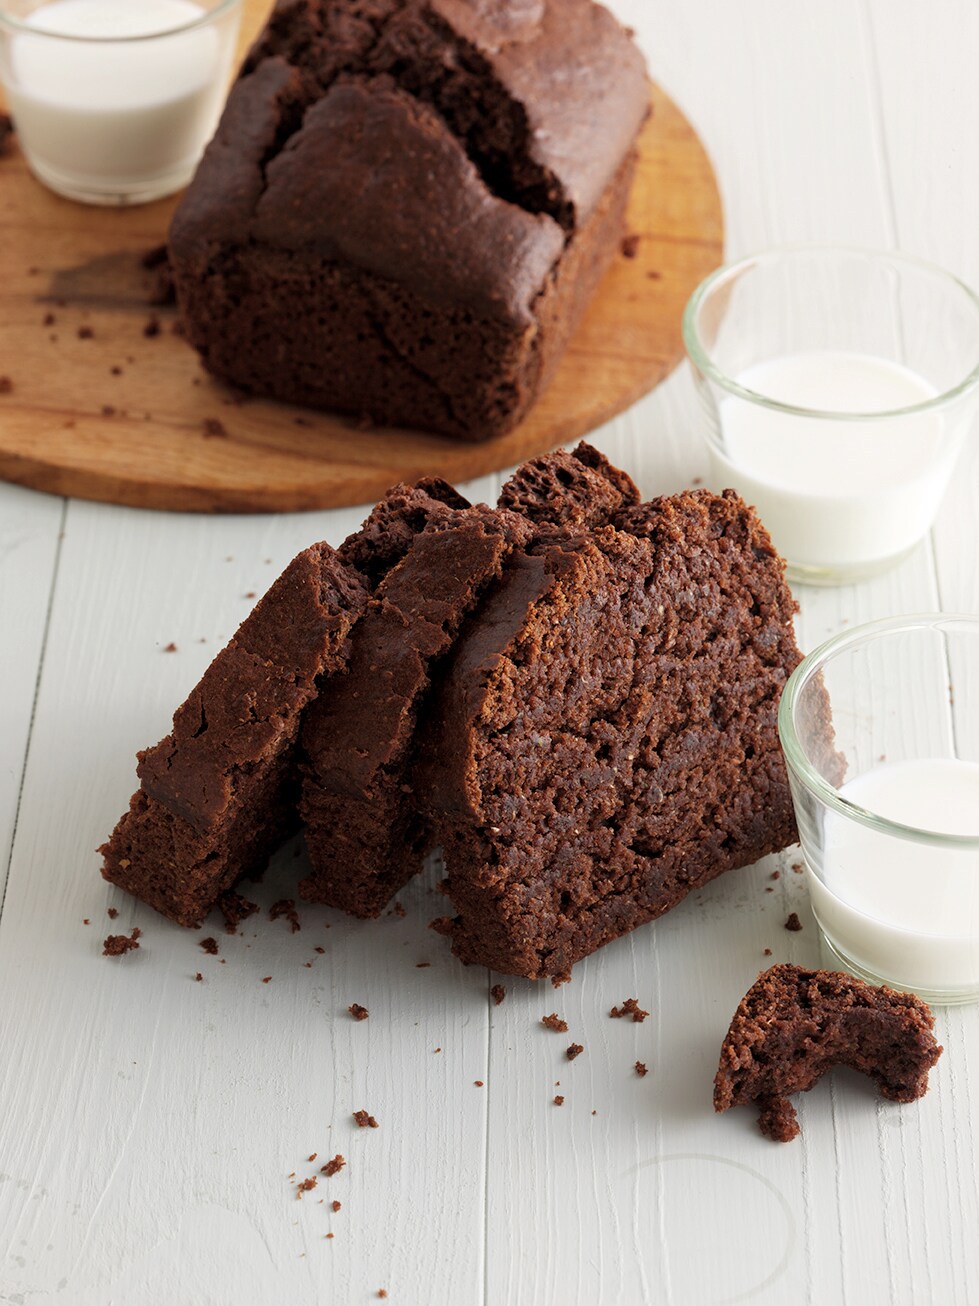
{"left": 610, "top": 997, "right": 649, "bottom": 1023}
{"left": 785, "top": 912, "right": 803, "bottom": 932}
{"left": 764, "top": 948, "right": 773, "bottom": 956}
{"left": 77, "top": 326, "right": 94, "bottom": 340}
{"left": 635, "top": 1061, "right": 648, "bottom": 1078}
{"left": 321, "top": 1155, "right": 345, "bottom": 1176}
{"left": 353, "top": 1110, "right": 378, "bottom": 1129}
{"left": 194, "top": 972, "right": 203, "bottom": 981}
{"left": 349, "top": 1003, "right": 369, "bottom": 1021}
{"left": 416, "top": 962, "right": 431, "bottom": 968}
{"left": 621, "top": 233, "right": 641, "bottom": 258}
{"left": 163, "top": 641, "right": 178, "bottom": 653}
{"left": 331, "top": 1200, "right": 341, "bottom": 1212}
{"left": 199, "top": 937, "right": 219, "bottom": 955}
{"left": 554, "top": 1095, "right": 565, "bottom": 1106}
{"left": 308, "top": 1153, "right": 317, "bottom": 1162}
{"left": 567, "top": 1043, "right": 584, "bottom": 1061}
{"left": 296, "top": 1177, "right": 317, "bottom": 1198}
{"left": 107, "top": 907, "right": 118, "bottom": 919}
{"left": 541, "top": 1013, "right": 568, "bottom": 1033}
{"left": 474, "top": 1080, "right": 484, "bottom": 1087}
{"left": 491, "top": 984, "right": 506, "bottom": 1006}
{"left": 103, "top": 928, "right": 140, "bottom": 957}
{"left": 270, "top": 898, "right": 301, "bottom": 932}
{"left": 0, "top": 376, "right": 12, "bottom": 395}
{"left": 202, "top": 416, "right": 227, "bottom": 438}
{"left": 261, "top": 976, "right": 272, "bottom": 983}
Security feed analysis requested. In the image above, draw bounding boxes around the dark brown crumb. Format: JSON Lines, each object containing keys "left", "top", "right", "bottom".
{"left": 321, "top": 1155, "right": 345, "bottom": 1176}
{"left": 43, "top": 312, "right": 56, "bottom": 327}
{"left": 217, "top": 889, "right": 259, "bottom": 934}
{"left": 199, "top": 937, "right": 219, "bottom": 955}
{"left": 194, "top": 972, "right": 203, "bottom": 981}
{"left": 764, "top": 948, "right": 773, "bottom": 956}
{"left": 541, "top": 1013, "right": 568, "bottom": 1033}
{"left": 107, "top": 907, "right": 118, "bottom": 919}
{"left": 348, "top": 1004, "right": 369, "bottom": 1021}
{"left": 101, "top": 405, "right": 116, "bottom": 417}
{"left": 621, "top": 233, "right": 641, "bottom": 258}
{"left": 270, "top": 898, "right": 301, "bottom": 932}
{"left": 0, "top": 376, "right": 13, "bottom": 395}
{"left": 353, "top": 1110, "right": 378, "bottom": 1129}
{"left": 567, "top": 1043, "right": 584, "bottom": 1061}
{"left": 416, "top": 961, "right": 431, "bottom": 968}
{"left": 325, "top": 1232, "right": 334, "bottom": 1239}
{"left": 610, "top": 997, "right": 649, "bottom": 1023}
{"left": 243, "top": 590, "right": 257, "bottom": 599}
{"left": 163, "top": 641, "right": 178, "bottom": 653}
{"left": 785, "top": 913, "right": 803, "bottom": 932}
{"left": 308, "top": 1153, "right": 317, "bottom": 1162}
{"left": 791, "top": 862, "right": 804, "bottom": 874}
{"left": 553, "top": 1095, "right": 565, "bottom": 1106}
{"left": 765, "top": 887, "right": 774, "bottom": 893}
{"left": 771, "top": 869, "right": 781, "bottom": 880}
{"left": 296, "top": 1177, "right": 317, "bottom": 1198}
{"left": 474, "top": 1080, "right": 484, "bottom": 1087}
{"left": 491, "top": 984, "right": 506, "bottom": 1006}
{"left": 433, "top": 1048, "right": 441, "bottom": 1053}
{"left": 314, "top": 946, "right": 325, "bottom": 954}
{"left": 635, "top": 1061, "right": 648, "bottom": 1077}
{"left": 110, "top": 365, "right": 122, "bottom": 375}
{"left": 261, "top": 976, "right": 272, "bottom": 983}
{"left": 83, "top": 918, "right": 90, "bottom": 925}
{"left": 77, "top": 326, "right": 94, "bottom": 340}
{"left": 378, "top": 1293, "right": 388, "bottom": 1300}
{"left": 143, "top": 315, "right": 161, "bottom": 338}
{"left": 392, "top": 901, "right": 406, "bottom": 918}
{"left": 0, "top": 113, "right": 12, "bottom": 155}
{"left": 202, "top": 416, "right": 227, "bottom": 438}
{"left": 102, "top": 928, "right": 140, "bottom": 957}
{"left": 331, "top": 1200, "right": 341, "bottom": 1212}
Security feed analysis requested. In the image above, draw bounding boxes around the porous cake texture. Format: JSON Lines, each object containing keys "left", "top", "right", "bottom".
{"left": 419, "top": 490, "right": 804, "bottom": 980}
{"left": 714, "top": 964, "right": 943, "bottom": 1142}
{"left": 168, "top": 0, "right": 650, "bottom": 440}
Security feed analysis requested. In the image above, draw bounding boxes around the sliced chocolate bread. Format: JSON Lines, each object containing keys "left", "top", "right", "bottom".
{"left": 100, "top": 543, "right": 367, "bottom": 927}
{"left": 298, "top": 442, "right": 639, "bottom": 916}
{"left": 418, "top": 490, "right": 806, "bottom": 980}
{"left": 714, "top": 964, "right": 943, "bottom": 1142}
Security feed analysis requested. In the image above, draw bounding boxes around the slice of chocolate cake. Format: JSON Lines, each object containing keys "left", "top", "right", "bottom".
{"left": 100, "top": 544, "right": 367, "bottom": 926}
{"left": 419, "top": 490, "right": 806, "bottom": 980}
{"left": 714, "top": 964, "right": 943, "bottom": 1142}
{"left": 300, "top": 506, "right": 533, "bottom": 916}
{"left": 299, "top": 442, "right": 637, "bottom": 917}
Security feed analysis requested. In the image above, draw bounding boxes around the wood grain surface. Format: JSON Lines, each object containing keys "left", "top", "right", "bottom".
{"left": 0, "top": 75, "right": 722, "bottom": 513}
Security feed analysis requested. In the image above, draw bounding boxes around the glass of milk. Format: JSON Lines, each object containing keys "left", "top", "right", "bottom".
{"left": 0, "top": 0, "right": 240, "bottom": 204}
{"left": 779, "top": 615, "right": 979, "bottom": 1005}
{"left": 683, "top": 246, "right": 979, "bottom": 585}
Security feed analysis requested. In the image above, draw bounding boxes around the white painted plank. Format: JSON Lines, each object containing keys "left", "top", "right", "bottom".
{"left": 0, "top": 482, "right": 63, "bottom": 901}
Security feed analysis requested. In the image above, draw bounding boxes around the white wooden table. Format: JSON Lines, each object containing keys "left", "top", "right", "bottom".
{"left": 2, "top": 4, "right": 978, "bottom": 1303}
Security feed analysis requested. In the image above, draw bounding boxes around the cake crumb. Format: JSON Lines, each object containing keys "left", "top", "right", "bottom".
{"left": 199, "top": 937, "right": 219, "bottom": 955}
{"left": 0, "top": 114, "right": 12, "bottom": 154}
{"left": 331, "top": 1200, "right": 341, "bottom": 1212}
{"left": 325, "top": 1232, "right": 334, "bottom": 1239}
{"left": 474, "top": 1080, "right": 484, "bottom": 1088}
{"left": 553, "top": 1095, "right": 565, "bottom": 1106}
{"left": 270, "top": 898, "right": 301, "bottom": 932}
{"left": 348, "top": 1003, "right": 369, "bottom": 1022}
{"left": 771, "top": 869, "right": 781, "bottom": 880}
{"left": 296, "top": 1177, "right": 317, "bottom": 1198}
{"left": 491, "top": 984, "right": 506, "bottom": 1006}
{"left": 416, "top": 962, "right": 431, "bottom": 968}
{"left": 635, "top": 1061, "right": 648, "bottom": 1078}
{"left": 764, "top": 948, "right": 773, "bottom": 956}
{"left": 314, "top": 946, "right": 325, "bottom": 954}
{"left": 143, "top": 315, "right": 161, "bottom": 338}
{"left": 194, "top": 972, "right": 203, "bottom": 981}
{"left": 392, "top": 901, "right": 406, "bottom": 918}
{"left": 217, "top": 889, "right": 259, "bottom": 934}
{"left": 0, "top": 376, "right": 13, "bottom": 396}
{"left": 77, "top": 326, "right": 94, "bottom": 340}
{"left": 308, "top": 1153, "right": 317, "bottom": 1162}
{"left": 567, "top": 1043, "right": 584, "bottom": 1061}
{"left": 353, "top": 1110, "right": 378, "bottom": 1129}
{"left": 261, "top": 976, "right": 272, "bottom": 983}
{"left": 202, "top": 416, "right": 227, "bottom": 438}
{"left": 785, "top": 912, "right": 803, "bottom": 932}
{"left": 610, "top": 997, "right": 649, "bottom": 1023}
{"left": 321, "top": 1155, "right": 345, "bottom": 1176}
{"left": 378, "top": 1293, "right": 388, "bottom": 1300}
{"left": 103, "top": 928, "right": 140, "bottom": 957}
{"left": 107, "top": 906, "right": 119, "bottom": 919}
{"left": 621, "top": 233, "right": 641, "bottom": 259}
{"left": 541, "top": 1013, "right": 568, "bottom": 1033}
{"left": 791, "top": 862, "right": 804, "bottom": 874}
{"left": 163, "top": 641, "right": 178, "bottom": 653}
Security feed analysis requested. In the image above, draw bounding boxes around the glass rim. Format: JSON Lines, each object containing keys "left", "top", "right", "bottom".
{"left": 778, "top": 612, "right": 979, "bottom": 849}
{"left": 0, "top": 0, "right": 240, "bottom": 41}
{"left": 682, "top": 243, "right": 979, "bottom": 421}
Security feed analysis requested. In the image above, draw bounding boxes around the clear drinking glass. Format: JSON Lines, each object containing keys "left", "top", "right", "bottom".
{"left": 683, "top": 246, "right": 979, "bottom": 585}
{"left": 0, "top": 0, "right": 240, "bottom": 204}
{"left": 778, "top": 615, "right": 979, "bottom": 1005}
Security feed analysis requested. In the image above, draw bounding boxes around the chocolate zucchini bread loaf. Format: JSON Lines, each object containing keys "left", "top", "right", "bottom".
{"left": 168, "top": 0, "right": 650, "bottom": 441}
{"left": 714, "top": 964, "right": 943, "bottom": 1142}
{"left": 418, "top": 490, "right": 805, "bottom": 980}
{"left": 299, "top": 442, "right": 639, "bottom": 916}
{"left": 100, "top": 544, "right": 367, "bottom": 927}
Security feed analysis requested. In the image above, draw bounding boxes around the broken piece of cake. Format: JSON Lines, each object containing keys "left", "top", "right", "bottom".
{"left": 713, "top": 964, "right": 943, "bottom": 1142}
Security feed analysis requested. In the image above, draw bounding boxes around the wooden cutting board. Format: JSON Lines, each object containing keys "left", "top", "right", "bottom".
{"left": 0, "top": 13, "right": 723, "bottom": 513}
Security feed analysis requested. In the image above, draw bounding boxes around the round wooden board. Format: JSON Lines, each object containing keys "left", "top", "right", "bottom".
{"left": 0, "top": 84, "right": 722, "bottom": 514}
